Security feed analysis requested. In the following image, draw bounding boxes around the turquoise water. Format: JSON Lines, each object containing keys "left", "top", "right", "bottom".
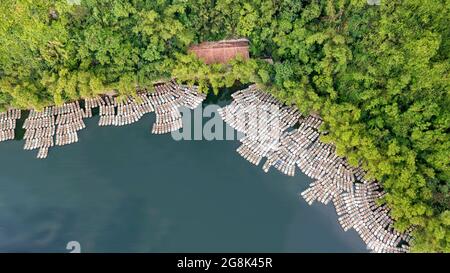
{"left": 0, "top": 97, "right": 367, "bottom": 252}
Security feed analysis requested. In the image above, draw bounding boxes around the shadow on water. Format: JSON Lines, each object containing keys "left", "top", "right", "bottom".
{"left": 14, "top": 110, "right": 28, "bottom": 140}
{"left": 203, "top": 83, "right": 251, "bottom": 105}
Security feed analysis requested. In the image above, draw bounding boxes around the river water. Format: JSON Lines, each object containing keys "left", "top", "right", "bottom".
{"left": 0, "top": 93, "right": 367, "bottom": 253}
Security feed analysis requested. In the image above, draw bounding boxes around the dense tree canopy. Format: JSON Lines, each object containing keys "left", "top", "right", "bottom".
{"left": 0, "top": 0, "right": 448, "bottom": 252}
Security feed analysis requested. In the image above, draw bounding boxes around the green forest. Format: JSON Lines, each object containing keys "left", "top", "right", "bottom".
{"left": 0, "top": 0, "right": 449, "bottom": 252}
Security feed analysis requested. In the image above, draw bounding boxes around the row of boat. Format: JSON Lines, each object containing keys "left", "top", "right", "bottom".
{"left": 37, "top": 147, "right": 49, "bottom": 159}
{"left": 0, "top": 109, "right": 21, "bottom": 142}
{"left": 85, "top": 81, "right": 205, "bottom": 133}
{"left": 151, "top": 82, "right": 205, "bottom": 134}
{"left": 151, "top": 84, "right": 183, "bottom": 134}
{"left": 22, "top": 102, "right": 87, "bottom": 158}
{"left": 56, "top": 132, "right": 79, "bottom": 146}
{"left": 0, "top": 108, "right": 21, "bottom": 121}
{"left": 0, "top": 82, "right": 205, "bottom": 158}
{"left": 0, "top": 129, "right": 15, "bottom": 142}
{"left": 0, "top": 119, "right": 16, "bottom": 130}
{"left": 218, "top": 85, "right": 302, "bottom": 170}
{"left": 218, "top": 85, "right": 411, "bottom": 253}
{"left": 84, "top": 97, "right": 104, "bottom": 118}
{"left": 24, "top": 126, "right": 55, "bottom": 139}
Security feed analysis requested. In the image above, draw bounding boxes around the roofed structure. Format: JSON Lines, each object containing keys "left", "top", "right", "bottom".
{"left": 188, "top": 39, "right": 250, "bottom": 64}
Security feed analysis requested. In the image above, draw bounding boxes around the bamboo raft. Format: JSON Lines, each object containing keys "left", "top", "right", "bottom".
{"left": 150, "top": 81, "right": 205, "bottom": 134}
{"left": 150, "top": 83, "right": 183, "bottom": 134}
{"left": 0, "top": 108, "right": 21, "bottom": 142}
{"left": 84, "top": 97, "right": 104, "bottom": 118}
{"left": 98, "top": 95, "right": 116, "bottom": 126}
{"left": 10, "top": 81, "right": 204, "bottom": 159}
{"left": 217, "top": 85, "right": 411, "bottom": 253}
{"left": 1, "top": 83, "right": 412, "bottom": 252}
{"left": 23, "top": 107, "right": 55, "bottom": 159}
{"left": 329, "top": 181, "right": 411, "bottom": 253}
{"left": 54, "top": 102, "right": 85, "bottom": 147}
{"left": 112, "top": 93, "right": 154, "bottom": 126}
{"left": 11, "top": 81, "right": 206, "bottom": 159}
{"left": 84, "top": 82, "right": 205, "bottom": 134}
{"left": 218, "top": 85, "right": 301, "bottom": 166}
{"left": 23, "top": 102, "right": 87, "bottom": 159}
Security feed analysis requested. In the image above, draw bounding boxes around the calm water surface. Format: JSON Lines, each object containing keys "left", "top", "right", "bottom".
{"left": 0, "top": 95, "right": 367, "bottom": 252}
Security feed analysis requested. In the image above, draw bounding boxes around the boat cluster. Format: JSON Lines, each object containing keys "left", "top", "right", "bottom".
{"left": 150, "top": 83, "right": 184, "bottom": 134}
{"left": 151, "top": 82, "right": 205, "bottom": 134}
{"left": 218, "top": 85, "right": 411, "bottom": 253}
{"left": 23, "top": 102, "right": 86, "bottom": 159}
{"left": 95, "top": 95, "right": 116, "bottom": 126}
{"left": 83, "top": 81, "right": 205, "bottom": 134}
{"left": 218, "top": 85, "right": 301, "bottom": 166}
{"left": 55, "top": 102, "right": 86, "bottom": 146}
{"left": 0, "top": 81, "right": 205, "bottom": 159}
{"left": 83, "top": 97, "right": 104, "bottom": 118}
{"left": 330, "top": 181, "right": 413, "bottom": 253}
{"left": 0, "top": 108, "right": 21, "bottom": 142}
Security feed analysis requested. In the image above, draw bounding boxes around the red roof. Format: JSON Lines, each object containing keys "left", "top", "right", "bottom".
{"left": 188, "top": 39, "right": 250, "bottom": 64}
